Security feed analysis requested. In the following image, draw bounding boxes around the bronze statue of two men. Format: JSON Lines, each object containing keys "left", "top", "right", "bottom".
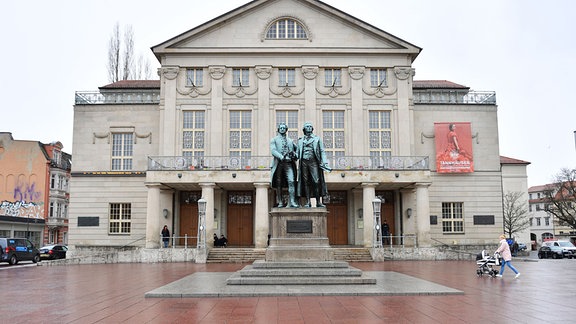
{"left": 270, "top": 122, "right": 331, "bottom": 208}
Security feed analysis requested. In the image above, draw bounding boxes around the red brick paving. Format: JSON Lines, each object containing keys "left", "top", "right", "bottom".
{"left": 1, "top": 258, "right": 572, "bottom": 323}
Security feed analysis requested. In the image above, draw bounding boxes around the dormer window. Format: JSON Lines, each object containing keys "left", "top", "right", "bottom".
{"left": 266, "top": 18, "right": 307, "bottom": 39}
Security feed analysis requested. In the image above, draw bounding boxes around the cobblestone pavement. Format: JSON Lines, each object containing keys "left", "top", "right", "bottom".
{"left": 1, "top": 256, "right": 573, "bottom": 323}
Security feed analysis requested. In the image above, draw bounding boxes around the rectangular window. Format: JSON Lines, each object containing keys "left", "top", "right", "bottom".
{"left": 49, "top": 202, "right": 54, "bottom": 217}
{"left": 182, "top": 111, "right": 205, "bottom": 159}
{"left": 536, "top": 217, "right": 541, "bottom": 226}
{"left": 50, "top": 174, "right": 56, "bottom": 189}
{"left": 370, "top": 68, "right": 387, "bottom": 87}
{"left": 279, "top": 68, "right": 295, "bottom": 86}
{"left": 232, "top": 68, "right": 249, "bottom": 87}
{"left": 545, "top": 217, "right": 550, "bottom": 226}
{"left": 229, "top": 111, "right": 252, "bottom": 161}
{"left": 186, "top": 68, "right": 203, "bottom": 87}
{"left": 368, "top": 111, "right": 392, "bottom": 158}
{"left": 109, "top": 203, "right": 131, "bottom": 234}
{"left": 324, "top": 68, "right": 341, "bottom": 87}
{"left": 322, "top": 110, "right": 345, "bottom": 159}
{"left": 111, "top": 133, "right": 133, "bottom": 170}
{"left": 275, "top": 110, "right": 299, "bottom": 141}
{"left": 442, "top": 202, "right": 464, "bottom": 233}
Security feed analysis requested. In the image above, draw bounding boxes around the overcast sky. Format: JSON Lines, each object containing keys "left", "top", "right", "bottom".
{"left": 1, "top": 0, "right": 575, "bottom": 188}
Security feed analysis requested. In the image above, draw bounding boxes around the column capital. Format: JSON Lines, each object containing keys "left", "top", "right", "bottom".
{"left": 254, "top": 182, "right": 270, "bottom": 189}
{"left": 160, "top": 66, "right": 180, "bottom": 80}
{"left": 361, "top": 182, "right": 379, "bottom": 189}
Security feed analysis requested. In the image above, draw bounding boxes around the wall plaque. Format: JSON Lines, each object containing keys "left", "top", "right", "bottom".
{"left": 286, "top": 220, "right": 313, "bottom": 233}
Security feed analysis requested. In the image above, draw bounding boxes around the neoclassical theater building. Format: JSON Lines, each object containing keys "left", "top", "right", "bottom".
{"left": 68, "top": 0, "right": 529, "bottom": 259}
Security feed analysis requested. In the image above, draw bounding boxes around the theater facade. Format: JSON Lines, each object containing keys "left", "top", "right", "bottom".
{"left": 68, "top": 0, "right": 529, "bottom": 258}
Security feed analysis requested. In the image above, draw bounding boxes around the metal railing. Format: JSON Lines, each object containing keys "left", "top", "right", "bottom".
{"left": 75, "top": 91, "right": 160, "bottom": 104}
{"left": 160, "top": 235, "right": 198, "bottom": 249}
{"left": 148, "top": 155, "right": 429, "bottom": 171}
{"left": 379, "top": 234, "right": 418, "bottom": 248}
{"left": 413, "top": 90, "right": 496, "bottom": 104}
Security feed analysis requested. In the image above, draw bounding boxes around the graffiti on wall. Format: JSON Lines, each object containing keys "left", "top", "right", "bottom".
{"left": 0, "top": 200, "right": 44, "bottom": 219}
{"left": 13, "top": 179, "right": 43, "bottom": 202}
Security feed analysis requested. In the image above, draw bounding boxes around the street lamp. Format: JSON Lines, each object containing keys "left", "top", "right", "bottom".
{"left": 197, "top": 198, "right": 206, "bottom": 249}
{"left": 373, "top": 197, "right": 383, "bottom": 248}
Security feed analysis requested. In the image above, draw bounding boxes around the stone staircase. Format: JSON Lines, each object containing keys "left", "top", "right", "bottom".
{"left": 207, "top": 247, "right": 372, "bottom": 263}
{"left": 333, "top": 247, "right": 373, "bottom": 262}
{"left": 207, "top": 248, "right": 266, "bottom": 263}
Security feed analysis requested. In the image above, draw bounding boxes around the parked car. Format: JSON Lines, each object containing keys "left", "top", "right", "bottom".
{"left": 538, "top": 246, "right": 565, "bottom": 259}
{"left": 517, "top": 243, "right": 527, "bottom": 251}
{"left": 542, "top": 241, "right": 576, "bottom": 259}
{"left": 39, "top": 244, "right": 68, "bottom": 260}
{"left": 0, "top": 238, "right": 41, "bottom": 265}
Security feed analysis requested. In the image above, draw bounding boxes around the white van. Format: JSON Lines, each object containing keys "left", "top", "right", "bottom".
{"left": 542, "top": 241, "right": 576, "bottom": 259}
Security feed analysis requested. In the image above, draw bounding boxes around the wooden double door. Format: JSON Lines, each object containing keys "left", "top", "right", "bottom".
{"left": 179, "top": 203, "right": 198, "bottom": 246}
{"left": 227, "top": 191, "right": 254, "bottom": 247}
{"left": 325, "top": 191, "right": 349, "bottom": 245}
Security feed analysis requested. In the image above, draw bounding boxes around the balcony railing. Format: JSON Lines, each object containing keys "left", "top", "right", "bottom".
{"left": 414, "top": 90, "right": 496, "bottom": 104}
{"left": 75, "top": 91, "right": 160, "bottom": 104}
{"left": 46, "top": 216, "right": 66, "bottom": 227}
{"left": 148, "top": 155, "right": 429, "bottom": 171}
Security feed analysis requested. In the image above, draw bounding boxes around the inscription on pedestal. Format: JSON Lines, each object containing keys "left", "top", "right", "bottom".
{"left": 286, "top": 220, "right": 313, "bottom": 233}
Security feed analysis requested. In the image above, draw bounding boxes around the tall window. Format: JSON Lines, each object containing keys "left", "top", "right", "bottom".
{"left": 266, "top": 18, "right": 307, "bottom": 39}
{"left": 232, "top": 68, "right": 249, "bottom": 87}
{"left": 275, "top": 110, "right": 299, "bottom": 141}
{"left": 322, "top": 111, "right": 345, "bottom": 159}
{"left": 279, "top": 68, "right": 295, "bottom": 86}
{"left": 369, "top": 111, "right": 392, "bottom": 157}
{"left": 370, "top": 68, "right": 387, "bottom": 87}
{"left": 186, "top": 68, "right": 203, "bottom": 87}
{"left": 324, "top": 68, "right": 341, "bottom": 87}
{"left": 442, "top": 202, "right": 464, "bottom": 233}
{"left": 112, "top": 133, "right": 133, "bottom": 170}
{"left": 109, "top": 203, "right": 131, "bottom": 234}
{"left": 182, "top": 111, "right": 205, "bottom": 158}
{"left": 229, "top": 111, "right": 252, "bottom": 160}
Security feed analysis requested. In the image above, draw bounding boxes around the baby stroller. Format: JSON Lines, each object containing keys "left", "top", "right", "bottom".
{"left": 475, "top": 250, "right": 501, "bottom": 277}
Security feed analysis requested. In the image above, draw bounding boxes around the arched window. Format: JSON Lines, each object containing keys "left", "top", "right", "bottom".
{"left": 266, "top": 18, "right": 307, "bottom": 39}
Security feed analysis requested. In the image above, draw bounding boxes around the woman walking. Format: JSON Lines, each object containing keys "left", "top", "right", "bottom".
{"left": 495, "top": 234, "right": 520, "bottom": 279}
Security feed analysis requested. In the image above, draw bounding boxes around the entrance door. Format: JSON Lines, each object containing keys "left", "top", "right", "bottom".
{"left": 377, "top": 191, "right": 395, "bottom": 244}
{"left": 179, "top": 203, "right": 198, "bottom": 246}
{"left": 227, "top": 191, "right": 254, "bottom": 247}
{"left": 326, "top": 191, "right": 348, "bottom": 245}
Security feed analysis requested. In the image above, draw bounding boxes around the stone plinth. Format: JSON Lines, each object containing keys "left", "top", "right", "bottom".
{"left": 266, "top": 207, "right": 334, "bottom": 261}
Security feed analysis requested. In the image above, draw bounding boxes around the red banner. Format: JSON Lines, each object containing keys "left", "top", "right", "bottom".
{"left": 435, "top": 122, "right": 474, "bottom": 173}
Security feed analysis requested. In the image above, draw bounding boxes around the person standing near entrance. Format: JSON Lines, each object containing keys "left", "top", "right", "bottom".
{"left": 382, "top": 219, "right": 390, "bottom": 245}
{"left": 297, "top": 122, "right": 331, "bottom": 208}
{"left": 270, "top": 123, "right": 299, "bottom": 208}
{"left": 161, "top": 225, "right": 170, "bottom": 248}
{"left": 495, "top": 234, "right": 520, "bottom": 279}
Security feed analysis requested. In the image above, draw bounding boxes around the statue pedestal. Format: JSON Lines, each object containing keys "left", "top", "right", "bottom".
{"left": 266, "top": 207, "right": 334, "bottom": 261}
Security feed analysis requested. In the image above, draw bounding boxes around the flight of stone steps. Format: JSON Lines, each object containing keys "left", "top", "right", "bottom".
{"left": 207, "top": 247, "right": 373, "bottom": 263}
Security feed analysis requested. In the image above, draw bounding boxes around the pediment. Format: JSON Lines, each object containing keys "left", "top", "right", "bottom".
{"left": 152, "top": 0, "right": 421, "bottom": 59}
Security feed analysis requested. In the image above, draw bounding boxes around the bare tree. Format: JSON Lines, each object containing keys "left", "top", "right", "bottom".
{"left": 502, "top": 191, "right": 530, "bottom": 239}
{"left": 107, "top": 23, "right": 121, "bottom": 83}
{"left": 543, "top": 168, "right": 576, "bottom": 231}
{"left": 107, "top": 22, "right": 153, "bottom": 82}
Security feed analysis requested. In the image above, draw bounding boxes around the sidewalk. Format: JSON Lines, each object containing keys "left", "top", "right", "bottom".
{"left": 2, "top": 257, "right": 574, "bottom": 323}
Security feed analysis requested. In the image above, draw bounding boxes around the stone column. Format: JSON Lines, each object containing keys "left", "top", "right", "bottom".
{"left": 302, "top": 66, "right": 318, "bottom": 123}
{"left": 394, "top": 67, "right": 415, "bottom": 156}
{"left": 254, "top": 182, "right": 270, "bottom": 248}
{"left": 256, "top": 66, "right": 271, "bottom": 155}
{"left": 349, "top": 66, "right": 365, "bottom": 155}
{"left": 415, "top": 182, "right": 432, "bottom": 247}
{"left": 159, "top": 66, "right": 179, "bottom": 156}
{"left": 199, "top": 182, "right": 215, "bottom": 241}
{"left": 361, "top": 182, "right": 378, "bottom": 247}
{"left": 209, "top": 66, "right": 225, "bottom": 156}
{"left": 145, "top": 183, "right": 161, "bottom": 248}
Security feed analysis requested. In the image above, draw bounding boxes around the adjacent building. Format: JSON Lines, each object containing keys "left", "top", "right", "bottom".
{"left": 68, "top": 0, "right": 528, "bottom": 259}
{"left": 0, "top": 132, "right": 71, "bottom": 247}
{"left": 528, "top": 184, "right": 576, "bottom": 248}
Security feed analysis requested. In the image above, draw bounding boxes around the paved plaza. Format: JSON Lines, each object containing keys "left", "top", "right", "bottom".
{"left": 1, "top": 254, "right": 574, "bottom": 323}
